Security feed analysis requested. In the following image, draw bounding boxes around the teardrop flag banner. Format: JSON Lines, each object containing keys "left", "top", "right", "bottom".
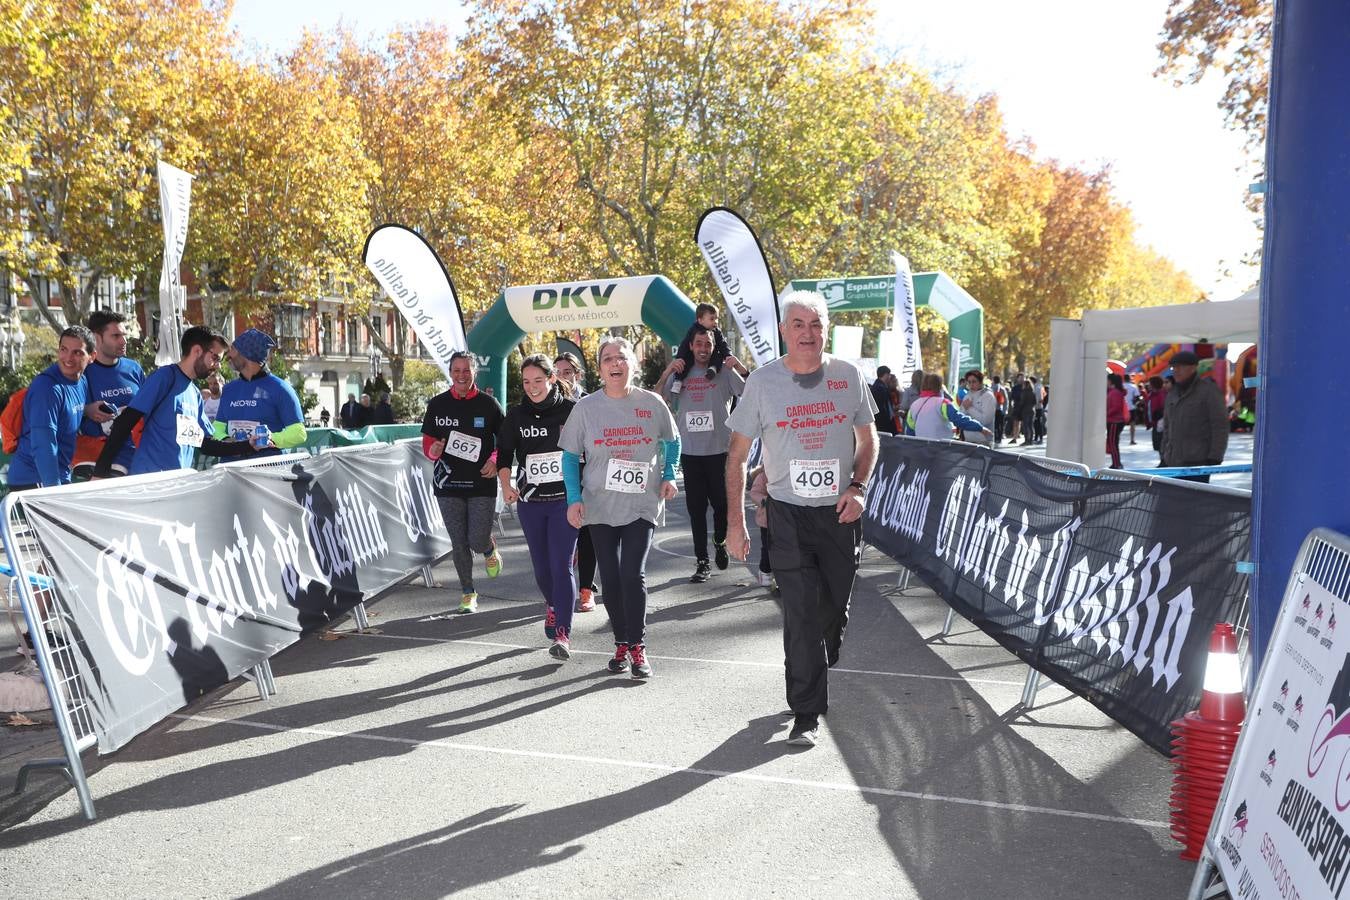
{"left": 361, "top": 224, "right": 468, "bottom": 378}
{"left": 155, "top": 160, "right": 193, "bottom": 366}
{"left": 694, "top": 207, "right": 780, "bottom": 367}
{"left": 891, "top": 250, "right": 923, "bottom": 381}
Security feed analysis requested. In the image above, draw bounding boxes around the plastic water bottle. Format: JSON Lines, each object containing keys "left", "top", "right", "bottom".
{"left": 252, "top": 423, "right": 271, "bottom": 450}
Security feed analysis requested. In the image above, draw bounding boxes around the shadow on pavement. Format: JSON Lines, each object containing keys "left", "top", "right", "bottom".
{"left": 236, "top": 713, "right": 793, "bottom": 898}
{"left": 823, "top": 572, "right": 1189, "bottom": 898}
{"left": 0, "top": 665, "right": 626, "bottom": 848}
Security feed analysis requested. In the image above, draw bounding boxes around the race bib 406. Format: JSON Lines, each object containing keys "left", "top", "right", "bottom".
{"left": 605, "top": 457, "right": 648, "bottom": 494}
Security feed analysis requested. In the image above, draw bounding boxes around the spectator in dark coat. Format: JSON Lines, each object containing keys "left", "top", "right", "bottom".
{"left": 339, "top": 393, "right": 361, "bottom": 429}
{"left": 1162, "top": 351, "right": 1228, "bottom": 483}
{"left": 373, "top": 392, "right": 395, "bottom": 425}
{"left": 870, "top": 366, "right": 895, "bottom": 435}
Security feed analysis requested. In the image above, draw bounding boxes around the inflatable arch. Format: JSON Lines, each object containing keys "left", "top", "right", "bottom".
{"left": 787, "top": 272, "right": 984, "bottom": 382}
{"left": 466, "top": 275, "right": 697, "bottom": 400}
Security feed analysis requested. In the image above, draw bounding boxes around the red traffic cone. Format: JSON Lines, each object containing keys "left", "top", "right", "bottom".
{"left": 1198, "top": 623, "right": 1246, "bottom": 723}
{"left": 1169, "top": 622, "right": 1246, "bottom": 861}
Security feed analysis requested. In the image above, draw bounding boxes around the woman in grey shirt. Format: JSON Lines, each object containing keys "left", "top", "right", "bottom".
{"left": 560, "top": 337, "right": 679, "bottom": 679}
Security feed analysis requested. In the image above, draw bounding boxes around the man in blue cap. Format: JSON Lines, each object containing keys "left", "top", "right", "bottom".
{"left": 214, "top": 328, "right": 307, "bottom": 457}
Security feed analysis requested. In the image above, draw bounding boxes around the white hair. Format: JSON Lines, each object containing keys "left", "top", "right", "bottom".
{"left": 779, "top": 290, "right": 829, "bottom": 324}
{"left": 597, "top": 336, "right": 639, "bottom": 385}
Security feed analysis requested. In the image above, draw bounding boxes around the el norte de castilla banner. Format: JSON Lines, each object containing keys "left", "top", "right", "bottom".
{"left": 362, "top": 224, "right": 470, "bottom": 377}
{"left": 695, "top": 207, "right": 781, "bottom": 367}
{"left": 15, "top": 443, "right": 450, "bottom": 753}
{"left": 862, "top": 436, "right": 1251, "bottom": 754}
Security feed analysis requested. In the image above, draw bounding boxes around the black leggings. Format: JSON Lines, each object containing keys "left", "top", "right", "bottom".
{"left": 576, "top": 525, "right": 597, "bottom": 591}
{"left": 681, "top": 452, "right": 728, "bottom": 561}
{"left": 589, "top": 519, "right": 655, "bottom": 647}
{"left": 1107, "top": 422, "right": 1125, "bottom": 468}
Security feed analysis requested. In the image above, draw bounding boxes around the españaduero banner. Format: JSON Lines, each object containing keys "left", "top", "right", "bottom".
{"left": 695, "top": 207, "right": 780, "bottom": 367}
{"left": 362, "top": 224, "right": 469, "bottom": 377}
{"left": 16, "top": 443, "right": 450, "bottom": 753}
{"left": 862, "top": 435, "right": 1251, "bottom": 754}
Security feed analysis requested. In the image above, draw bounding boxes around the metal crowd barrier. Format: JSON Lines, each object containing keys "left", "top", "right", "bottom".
{"left": 0, "top": 468, "right": 289, "bottom": 819}
{"left": 1126, "top": 463, "right": 1253, "bottom": 478}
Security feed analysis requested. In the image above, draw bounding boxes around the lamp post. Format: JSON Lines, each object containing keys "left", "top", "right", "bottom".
{"left": 11, "top": 313, "right": 25, "bottom": 368}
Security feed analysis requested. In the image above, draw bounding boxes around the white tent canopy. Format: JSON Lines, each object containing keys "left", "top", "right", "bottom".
{"left": 1046, "top": 290, "right": 1259, "bottom": 466}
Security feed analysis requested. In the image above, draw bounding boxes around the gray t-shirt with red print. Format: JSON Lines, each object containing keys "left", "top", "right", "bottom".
{"left": 727, "top": 355, "right": 877, "bottom": 507}
{"left": 559, "top": 387, "right": 677, "bottom": 527}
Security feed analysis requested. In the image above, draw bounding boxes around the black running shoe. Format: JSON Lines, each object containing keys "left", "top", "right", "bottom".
{"left": 607, "top": 643, "right": 630, "bottom": 674}
{"left": 690, "top": 559, "right": 711, "bottom": 583}
{"left": 787, "top": 713, "right": 819, "bottom": 747}
{"left": 629, "top": 644, "right": 652, "bottom": 679}
{"left": 714, "top": 541, "right": 729, "bottom": 570}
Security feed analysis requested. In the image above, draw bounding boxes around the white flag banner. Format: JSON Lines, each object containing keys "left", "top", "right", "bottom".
{"left": 361, "top": 225, "right": 468, "bottom": 378}
{"left": 156, "top": 160, "right": 193, "bottom": 365}
{"left": 695, "top": 208, "right": 779, "bottom": 368}
{"left": 891, "top": 250, "right": 922, "bottom": 381}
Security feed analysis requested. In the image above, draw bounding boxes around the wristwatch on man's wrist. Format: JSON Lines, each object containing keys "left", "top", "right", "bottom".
{"left": 848, "top": 480, "right": 867, "bottom": 492}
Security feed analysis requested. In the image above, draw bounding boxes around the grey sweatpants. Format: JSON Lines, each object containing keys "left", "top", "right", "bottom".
{"left": 436, "top": 495, "right": 498, "bottom": 593}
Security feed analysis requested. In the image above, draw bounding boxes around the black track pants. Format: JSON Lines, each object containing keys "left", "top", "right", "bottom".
{"left": 765, "top": 501, "right": 862, "bottom": 715}
{"left": 681, "top": 452, "right": 728, "bottom": 561}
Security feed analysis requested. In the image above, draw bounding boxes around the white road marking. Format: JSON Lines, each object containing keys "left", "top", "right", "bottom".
{"left": 338, "top": 629, "right": 1027, "bottom": 685}
{"left": 169, "top": 711, "right": 1166, "bottom": 830}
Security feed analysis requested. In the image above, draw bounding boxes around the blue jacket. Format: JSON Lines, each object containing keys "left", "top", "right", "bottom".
{"left": 81, "top": 356, "right": 145, "bottom": 471}
{"left": 8, "top": 364, "right": 89, "bottom": 487}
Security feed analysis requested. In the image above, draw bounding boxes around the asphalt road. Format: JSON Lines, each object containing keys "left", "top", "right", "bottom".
{"left": 0, "top": 495, "right": 1196, "bottom": 898}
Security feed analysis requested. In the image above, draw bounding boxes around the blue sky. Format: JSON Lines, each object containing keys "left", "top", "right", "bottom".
{"left": 231, "top": 0, "right": 1261, "bottom": 302}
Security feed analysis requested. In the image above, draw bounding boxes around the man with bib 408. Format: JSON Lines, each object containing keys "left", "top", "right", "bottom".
{"left": 726, "top": 291, "right": 878, "bottom": 748}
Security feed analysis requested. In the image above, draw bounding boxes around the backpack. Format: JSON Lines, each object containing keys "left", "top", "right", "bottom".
{"left": 1, "top": 387, "right": 28, "bottom": 455}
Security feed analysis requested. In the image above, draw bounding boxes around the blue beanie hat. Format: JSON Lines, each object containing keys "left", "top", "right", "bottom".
{"left": 233, "top": 328, "right": 276, "bottom": 365}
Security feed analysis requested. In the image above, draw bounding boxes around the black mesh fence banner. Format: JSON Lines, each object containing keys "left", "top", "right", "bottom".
{"left": 16, "top": 443, "right": 449, "bottom": 753}
{"left": 862, "top": 436, "right": 1251, "bottom": 754}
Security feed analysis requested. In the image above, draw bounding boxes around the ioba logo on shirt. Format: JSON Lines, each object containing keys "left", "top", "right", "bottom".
{"left": 434, "top": 416, "right": 459, "bottom": 427}
{"left": 520, "top": 425, "right": 551, "bottom": 439}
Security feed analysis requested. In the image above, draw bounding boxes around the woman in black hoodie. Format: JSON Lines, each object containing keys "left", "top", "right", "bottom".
{"left": 497, "top": 354, "right": 579, "bottom": 658}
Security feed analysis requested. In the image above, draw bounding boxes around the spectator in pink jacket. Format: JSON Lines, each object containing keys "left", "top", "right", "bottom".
{"left": 1106, "top": 373, "right": 1130, "bottom": 469}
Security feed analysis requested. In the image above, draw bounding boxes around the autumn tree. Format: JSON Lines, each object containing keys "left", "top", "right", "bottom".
{"left": 331, "top": 26, "right": 570, "bottom": 384}
{"left": 1156, "top": 0, "right": 1272, "bottom": 147}
{"left": 185, "top": 38, "right": 374, "bottom": 329}
{"left": 0, "top": 0, "right": 231, "bottom": 334}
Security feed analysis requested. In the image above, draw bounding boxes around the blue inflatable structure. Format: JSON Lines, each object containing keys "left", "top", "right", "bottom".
{"left": 1251, "top": 2, "right": 1350, "bottom": 664}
